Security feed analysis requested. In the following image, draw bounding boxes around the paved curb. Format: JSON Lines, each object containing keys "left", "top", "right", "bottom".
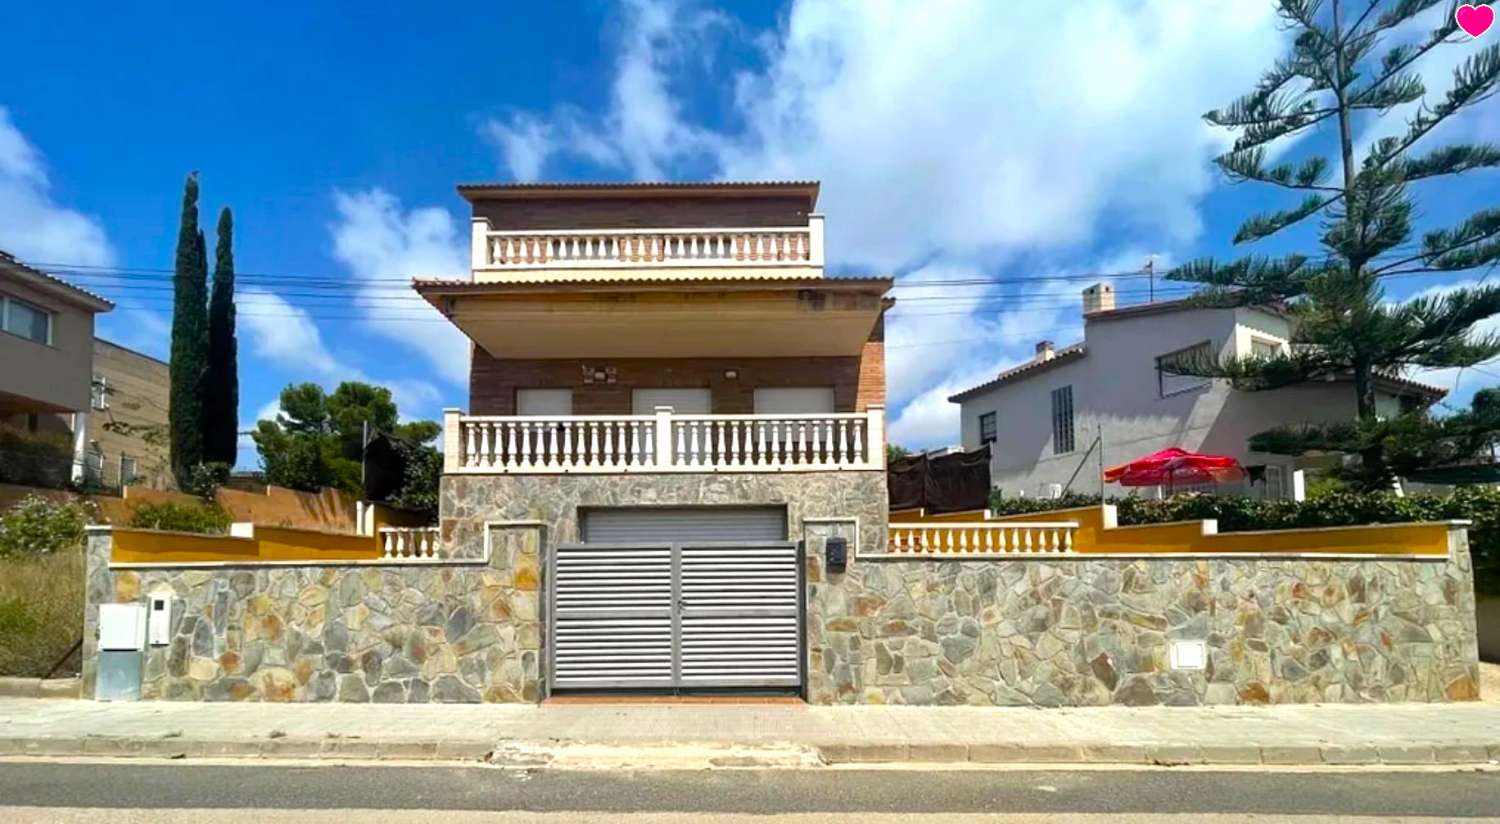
{"left": 2, "top": 736, "right": 1497, "bottom": 767}
{"left": 0, "top": 679, "right": 80, "bottom": 700}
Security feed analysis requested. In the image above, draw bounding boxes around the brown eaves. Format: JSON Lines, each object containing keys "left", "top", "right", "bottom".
{"left": 0, "top": 250, "right": 114, "bottom": 312}
{"left": 455, "top": 180, "right": 820, "bottom": 208}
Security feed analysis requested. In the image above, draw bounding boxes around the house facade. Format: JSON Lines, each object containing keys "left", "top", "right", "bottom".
{"left": 950, "top": 283, "right": 1445, "bottom": 499}
{"left": 414, "top": 181, "right": 893, "bottom": 699}
{"left": 0, "top": 251, "right": 114, "bottom": 486}
{"left": 77, "top": 338, "right": 172, "bottom": 490}
{"left": 78, "top": 183, "right": 1479, "bottom": 709}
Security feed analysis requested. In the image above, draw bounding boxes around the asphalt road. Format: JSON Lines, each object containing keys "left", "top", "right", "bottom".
{"left": 1, "top": 760, "right": 1499, "bottom": 819}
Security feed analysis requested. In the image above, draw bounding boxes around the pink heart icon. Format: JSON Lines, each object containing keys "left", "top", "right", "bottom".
{"left": 1457, "top": 3, "right": 1494, "bottom": 37}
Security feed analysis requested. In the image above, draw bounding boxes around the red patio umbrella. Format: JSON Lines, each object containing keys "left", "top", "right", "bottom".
{"left": 1104, "top": 447, "right": 1245, "bottom": 492}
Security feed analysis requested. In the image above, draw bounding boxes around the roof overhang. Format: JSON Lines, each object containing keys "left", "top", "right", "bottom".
{"left": 456, "top": 180, "right": 820, "bottom": 210}
{"left": 0, "top": 253, "right": 114, "bottom": 313}
{"left": 413, "top": 276, "right": 891, "bottom": 359}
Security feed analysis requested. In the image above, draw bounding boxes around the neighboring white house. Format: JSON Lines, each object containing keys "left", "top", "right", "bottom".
{"left": 949, "top": 283, "right": 1446, "bottom": 499}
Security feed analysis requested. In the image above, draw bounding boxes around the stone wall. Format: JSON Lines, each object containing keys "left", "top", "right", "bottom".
{"left": 804, "top": 530, "right": 1480, "bottom": 705}
{"left": 81, "top": 525, "right": 543, "bottom": 703}
{"left": 82, "top": 471, "right": 1479, "bottom": 706}
{"left": 443, "top": 470, "right": 888, "bottom": 702}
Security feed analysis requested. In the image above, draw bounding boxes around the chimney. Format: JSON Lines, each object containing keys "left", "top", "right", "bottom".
{"left": 1035, "top": 340, "right": 1055, "bottom": 361}
{"left": 1083, "top": 282, "right": 1116, "bottom": 315}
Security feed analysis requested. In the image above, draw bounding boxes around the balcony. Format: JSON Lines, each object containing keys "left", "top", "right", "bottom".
{"left": 442, "top": 406, "right": 884, "bottom": 474}
{"left": 470, "top": 216, "right": 824, "bottom": 277}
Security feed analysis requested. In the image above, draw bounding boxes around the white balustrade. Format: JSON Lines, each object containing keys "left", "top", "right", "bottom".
{"left": 446, "top": 408, "right": 883, "bottom": 474}
{"left": 475, "top": 221, "right": 823, "bottom": 270}
{"left": 886, "top": 522, "right": 1079, "bottom": 556}
{"left": 667, "top": 414, "right": 870, "bottom": 470}
{"left": 379, "top": 527, "right": 442, "bottom": 561}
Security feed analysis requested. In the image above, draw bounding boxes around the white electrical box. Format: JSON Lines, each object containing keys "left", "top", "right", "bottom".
{"left": 98, "top": 603, "right": 147, "bottom": 652}
{"left": 148, "top": 592, "right": 173, "bottom": 646}
{"left": 1169, "top": 639, "right": 1207, "bottom": 671}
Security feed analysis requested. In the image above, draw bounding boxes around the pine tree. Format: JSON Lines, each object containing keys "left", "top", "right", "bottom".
{"left": 168, "top": 173, "right": 210, "bottom": 481}
{"left": 204, "top": 207, "right": 239, "bottom": 466}
{"left": 1168, "top": 0, "right": 1500, "bottom": 489}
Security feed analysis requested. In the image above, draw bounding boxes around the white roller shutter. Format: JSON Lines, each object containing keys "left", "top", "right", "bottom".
{"left": 632, "top": 388, "right": 711, "bottom": 414}
{"left": 582, "top": 507, "right": 786, "bottom": 544}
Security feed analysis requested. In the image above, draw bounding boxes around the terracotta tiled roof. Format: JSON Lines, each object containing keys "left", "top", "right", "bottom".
{"left": 1372, "top": 370, "right": 1447, "bottom": 401}
{"left": 948, "top": 343, "right": 1088, "bottom": 402}
{"left": 0, "top": 250, "right": 114, "bottom": 311}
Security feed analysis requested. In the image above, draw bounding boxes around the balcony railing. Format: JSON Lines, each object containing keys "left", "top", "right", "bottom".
{"left": 378, "top": 526, "right": 443, "bottom": 561}
{"left": 886, "top": 522, "right": 1079, "bottom": 556}
{"left": 442, "top": 406, "right": 884, "bottom": 474}
{"left": 470, "top": 216, "right": 824, "bottom": 272}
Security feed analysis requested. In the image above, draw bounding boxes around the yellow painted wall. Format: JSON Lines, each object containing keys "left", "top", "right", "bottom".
{"left": 109, "top": 524, "right": 381, "bottom": 565}
{"left": 897, "top": 505, "right": 1454, "bottom": 557}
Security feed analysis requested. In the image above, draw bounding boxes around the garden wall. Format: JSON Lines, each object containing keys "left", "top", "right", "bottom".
{"left": 806, "top": 528, "right": 1480, "bottom": 705}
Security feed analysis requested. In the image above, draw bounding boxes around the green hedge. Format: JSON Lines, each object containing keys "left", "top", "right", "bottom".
{"left": 0, "top": 496, "right": 89, "bottom": 558}
{"left": 128, "top": 501, "right": 231, "bottom": 534}
{"left": 989, "top": 488, "right": 1500, "bottom": 596}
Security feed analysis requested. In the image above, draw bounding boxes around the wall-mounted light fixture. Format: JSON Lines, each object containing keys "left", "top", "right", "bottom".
{"left": 724, "top": 369, "right": 738, "bottom": 380}
{"left": 582, "top": 365, "right": 618, "bottom": 385}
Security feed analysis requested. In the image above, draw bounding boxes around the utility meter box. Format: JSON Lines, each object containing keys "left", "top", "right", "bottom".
{"left": 148, "top": 592, "right": 174, "bottom": 646}
{"left": 98, "top": 603, "right": 147, "bottom": 651}
{"left": 96, "top": 603, "right": 147, "bottom": 702}
{"left": 825, "top": 536, "right": 848, "bottom": 574}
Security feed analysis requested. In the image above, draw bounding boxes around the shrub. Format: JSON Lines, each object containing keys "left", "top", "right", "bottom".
{"left": 987, "top": 487, "right": 1500, "bottom": 596}
{"left": 128, "top": 501, "right": 231, "bottom": 534}
{"left": 0, "top": 548, "right": 84, "bottom": 676}
{"left": 186, "top": 462, "right": 232, "bottom": 500}
{"left": 0, "top": 425, "right": 73, "bottom": 488}
{"left": 0, "top": 495, "right": 89, "bottom": 558}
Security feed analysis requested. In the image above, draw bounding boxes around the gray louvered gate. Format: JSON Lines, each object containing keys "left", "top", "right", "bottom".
{"left": 549, "top": 507, "right": 802, "bottom": 691}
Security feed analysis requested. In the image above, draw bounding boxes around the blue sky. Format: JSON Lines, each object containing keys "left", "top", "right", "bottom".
{"left": 2, "top": 0, "right": 1497, "bottom": 468}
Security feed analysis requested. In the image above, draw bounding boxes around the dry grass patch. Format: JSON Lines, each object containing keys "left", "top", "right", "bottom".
{"left": 0, "top": 548, "right": 84, "bottom": 677}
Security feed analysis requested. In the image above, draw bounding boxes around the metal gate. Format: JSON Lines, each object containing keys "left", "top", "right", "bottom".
{"left": 549, "top": 508, "right": 801, "bottom": 691}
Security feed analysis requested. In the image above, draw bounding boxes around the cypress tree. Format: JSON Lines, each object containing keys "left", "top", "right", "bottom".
{"left": 1166, "top": 0, "right": 1500, "bottom": 489}
{"left": 168, "top": 173, "right": 210, "bottom": 481}
{"left": 204, "top": 207, "right": 239, "bottom": 465}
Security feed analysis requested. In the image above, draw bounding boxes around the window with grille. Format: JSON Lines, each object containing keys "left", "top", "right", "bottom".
{"left": 1250, "top": 337, "right": 1282, "bottom": 360}
{"left": 1157, "top": 341, "right": 1213, "bottom": 398}
{"left": 84, "top": 447, "right": 105, "bottom": 485}
{"left": 1050, "top": 386, "right": 1075, "bottom": 455}
{"left": 979, "top": 412, "right": 996, "bottom": 445}
{"left": 91, "top": 375, "right": 109, "bottom": 410}
{"left": 120, "top": 455, "right": 138, "bottom": 486}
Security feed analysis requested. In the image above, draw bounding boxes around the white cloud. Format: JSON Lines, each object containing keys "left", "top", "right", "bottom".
{"left": 1406, "top": 279, "right": 1500, "bottom": 407}
{"left": 98, "top": 306, "right": 171, "bottom": 362}
{"left": 481, "top": 0, "right": 732, "bottom": 181}
{"left": 328, "top": 189, "right": 470, "bottom": 387}
{"left": 1351, "top": 4, "right": 1500, "bottom": 167}
{"left": 237, "top": 285, "right": 443, "bottom": 420}
{"left": 254, "top": 399, "right": 282, "bottom": 424}
{"left": 490, "top": 0, "right": 1281, "bottom": 273}
{"left": 238, "top": 287, "right": 343, "bottom": 377}
{"left": 0, "top": 106, "right": 114, "bottom": 266}
{"left": 482, "top": 0, "right": 1285, "bottom": 446}
{"left": 480, "top": 114, "right": 556, "bottom": 183}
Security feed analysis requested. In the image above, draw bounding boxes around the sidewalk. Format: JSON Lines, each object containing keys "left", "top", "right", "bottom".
{"left": 3, "top": 698, "right": 1499, "bottom": 768}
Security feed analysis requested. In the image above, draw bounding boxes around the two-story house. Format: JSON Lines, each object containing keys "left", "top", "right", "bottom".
{"left": 413, "top": 181, "right": 891, "bottom": 697}
{"left": 0, "top": 251, "right": 114, "bottom": 487}
{"left": 950, "top": 283, "right": 1444, "bottom": 499}
{"left": 77, "top": 338, "right": 172, "bottom": 489}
